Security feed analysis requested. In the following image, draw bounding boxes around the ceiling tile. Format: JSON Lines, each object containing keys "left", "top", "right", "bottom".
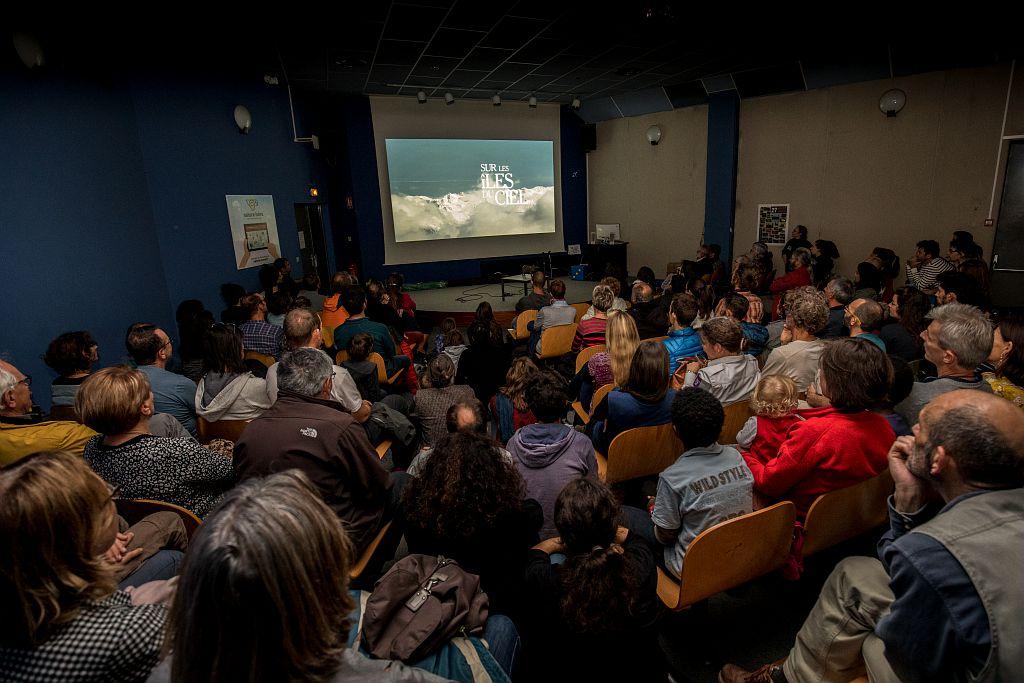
{"left": 442, "top": 69, "right": 491, "bottom": 87}
{"left": 461, "top": 47, "right": 514, "bottom": 70}
{"left": 382, "top": 4, "right": 448, "bottom": 41}
{"left": 444, "top": 0, "right": 506, "bottom": 31}
{"left": 375, "top": 40, "right": 427, "bottom": 65}
{"left": 479, "top": 16, "right": 547, "bottom": 49}
{"left": 426, "top": 27, "right": 483, "bottom": 58}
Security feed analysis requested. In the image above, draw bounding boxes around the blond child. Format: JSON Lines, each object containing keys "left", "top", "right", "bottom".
{"left": 736, "top": 375, "right": 802, "bottom": 463}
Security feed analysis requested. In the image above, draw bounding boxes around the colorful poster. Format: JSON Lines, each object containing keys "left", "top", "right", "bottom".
{"left": 757, "top": 204, "right": 790, "bottom": 245}
{"left": 226, "top": 195, "right": 281, "bottom": 269}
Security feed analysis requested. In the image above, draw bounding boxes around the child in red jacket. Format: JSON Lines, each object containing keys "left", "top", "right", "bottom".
{"left": 737, "top": 375, "right": 802, "bottom": 463}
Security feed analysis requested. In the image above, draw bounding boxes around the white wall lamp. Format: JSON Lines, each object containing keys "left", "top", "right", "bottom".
{"left": 233, "top": 105, "right": 252, "bottom": 134}
{"left": 646, "top": 125, "right": 663, "bottom": 146}
{"left": 879, "top": 89, "right": 907, "bottom": 117}
{"left": 12, "top": 33, "right": 44, "bottom": 68}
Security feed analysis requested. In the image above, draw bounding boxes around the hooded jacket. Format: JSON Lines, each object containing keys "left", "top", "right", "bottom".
{"left": 195, "top": 372, "right": 272, "bottom": 422}
{"left": 320, "top": 293, "right": 350, "bottom": 330}
{"left": 508, "top": 423, "right": 597, "bottom": 539}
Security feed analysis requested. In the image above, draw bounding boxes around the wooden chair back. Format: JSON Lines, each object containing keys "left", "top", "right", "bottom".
{"left": 375, "top": 439, "right": 392, "bottom": 460}
{"left": 600, "top": 422, "right": 682, "bottom": 485}
{"left": 571, "top": 302, "right": 590, "bottom": 323}
{"left": 197, "top": 417, "right": 249, "bottom": 444}
{"left": 370, "top": 352, "right": 403, "bottom": 385}
{"left": 537, "top": 323, "right": 578, "bottom": 360}
{"left": 643, "top": 335, "right": 668, "bottom": 344}
{"left": 514, "top": 309, "right": 538, "bottom": 341}
{"left": 656, "top": 501, "right": 796, "bottom": 610}
{"left": 243, "top": 350, "right": 275, "bottom": 368}
{"left": 571, "top": 382, "right": 614, "bottom": 425}
{"left": 321, "top": 325, "right": 335, "bottom": 349}
{"left": 116, "top": 498, "right": 203, "bottom": 541}
{"left": 335, "top": 349, "right": 350, "bottom": 364}
{"left": 802, "top": 469, "right": 894, "bottom": 558}
{"left": 350, "top": 522, "right": 391, "bottom": 579}
{"left": 575, "top": 344, "right": 606, "bottom": 373}
{"left": 719, "top": 400, "right": 754, "bottom": 445}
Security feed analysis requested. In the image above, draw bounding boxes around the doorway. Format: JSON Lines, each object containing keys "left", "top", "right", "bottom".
{"left": 294, "top": 203, "right": 330, "bottom": 286}
{"left": 991, "top": 141, "right": 1024, "bottom": 308}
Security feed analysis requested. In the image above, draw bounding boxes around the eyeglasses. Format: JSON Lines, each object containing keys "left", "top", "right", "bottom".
{"left": 17, "top": 374, "right": 31, "bottom": 388}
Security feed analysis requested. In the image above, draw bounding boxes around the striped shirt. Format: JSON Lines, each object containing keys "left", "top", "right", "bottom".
{"left": 572, "top": 317, "right": 607, "bottom": 352}
{"left": 737, "top": 291, "right": 764, "bottom": 324}
{"left": 906, "top": 257, "right": 955, "bottom": 293}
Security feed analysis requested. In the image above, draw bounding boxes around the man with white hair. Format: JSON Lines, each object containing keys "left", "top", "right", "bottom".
{"left": 0, "top": 358, "right": 96, "bottom": 466}
{"left": 896, "top": 303, "right": 993, "bottom": 426}
{"left": 233, "top": 347, "right": 402, "bottom": 555}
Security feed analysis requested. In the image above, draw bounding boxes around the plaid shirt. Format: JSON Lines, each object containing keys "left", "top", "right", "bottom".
{"left": 0, "top": 592, "right": 165, "bottom": 682}
{"left": 240, "top": 320, "right": 285, "bottom": 359}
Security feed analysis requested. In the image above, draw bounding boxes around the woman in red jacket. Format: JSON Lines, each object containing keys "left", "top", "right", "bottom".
{"left": 770, "top": 248, "right": 813, "bottom": 319}
{"left": 744, "top": 337, "right": 895, "bottom": 516}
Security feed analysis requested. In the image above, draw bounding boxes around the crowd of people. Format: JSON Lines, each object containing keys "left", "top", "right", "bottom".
{"left": 1, "top": 229, "right": 1022, "bottom": 682}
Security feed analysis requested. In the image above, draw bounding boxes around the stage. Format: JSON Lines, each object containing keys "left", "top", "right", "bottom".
{"left": 411, "top": 279, "right": 597, "bottom": 328}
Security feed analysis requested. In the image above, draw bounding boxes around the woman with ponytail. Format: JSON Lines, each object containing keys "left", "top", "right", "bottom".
{"left": 522, "top": 477, "right": 664, "bottom": 680}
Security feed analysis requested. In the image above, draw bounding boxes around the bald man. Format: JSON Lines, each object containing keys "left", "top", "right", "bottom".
{"left": 0, "top": 358, "right": 96, "bottom": 466}
{"left": 722, "top": 390, "right": 1024, "bottom": 683}
{"left": 844, "top": 298, "right": 886, "bottom": 351}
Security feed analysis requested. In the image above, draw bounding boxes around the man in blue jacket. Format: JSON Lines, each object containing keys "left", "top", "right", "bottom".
{"left": 719, "top": 389, "right": 1024, "bottom": 683}
{"left": 662, "top": 293, "right": 703, "bottom": 373}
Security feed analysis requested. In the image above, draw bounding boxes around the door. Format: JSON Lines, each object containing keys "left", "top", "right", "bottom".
{"left": 294, "top": 203, "right": 330, "bottom": 285}
{"left": 991, "top": 142, "right": 1024, "bottom": 307}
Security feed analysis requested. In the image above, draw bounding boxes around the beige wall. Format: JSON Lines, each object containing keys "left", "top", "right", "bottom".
{"left": 588, "top": 107, "right": 708, "bottom": 275}
{"left": 734, "top": 64, "right": 1014, "bottom": 278}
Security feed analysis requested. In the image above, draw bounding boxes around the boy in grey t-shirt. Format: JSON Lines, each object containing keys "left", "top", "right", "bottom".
{"left": 652, "top": 388, "right": 754, "bottom": 578}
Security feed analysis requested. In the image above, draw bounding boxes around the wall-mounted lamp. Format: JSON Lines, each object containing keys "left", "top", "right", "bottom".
{"left": 646, "top": 125, "right": 662, "bottom": 146}
{"left": 233, "top": 105, "right": 252, "bottom": 134}
{"left": 416, "top": 90, "right": 427, "bottom": 104}
{"left": 444, "top": 92, "right": 455, "bottom": 105}
{"left": 571, "top": 97, "right": 581, "bottom": 110}
{"left": 12, "top": 33, "right": 44, "bottom": 68}
{"left": 879, "top": 89, "right": 906, "bottom": 117}
{"left": 308, "top": 185, "right": 319, "bottom": 198}
{"left": 528, "top": 96, "right": 538, "bottom": 108}
{"left": 492, "top": 94, "right": 502, "bottom": 107}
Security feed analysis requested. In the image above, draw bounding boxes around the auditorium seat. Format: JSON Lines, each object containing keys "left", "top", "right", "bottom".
{"left": 244, "top": 350, "right": 275, "bottom": 369}
{"left": 514, "top": 310, "right": 538, "bottom": 341}
{"left": 571, "top": 302, "right": 590, "bottom": 322}
{"left": 719, "top": 400, "right": 754, "bottom": 445}
{"left": 596, "top": 422, "right": 682, "bottom": 485}
{"left": 196, "top": 416, "right": 249, "bottom": 444}
{"left": 116, "top": 498, "right": 204, "bottom": 541}
{"left": 572, "top": 382, "right": 613, "bottom": 424}
{"left": 801, "top": 469, "right": 893, "bottom": 558}
{"left": 349, "top": 521, "right": 392, "bottom": 580}
{"left": 575, "top": 344, "right": 606, "bottom": 373}
{"left": 536, "top": 323, "right": 577, "bottom": 359}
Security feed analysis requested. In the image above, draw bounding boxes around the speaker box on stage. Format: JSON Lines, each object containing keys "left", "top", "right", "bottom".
{"left": 582, "top": 124, "right": 597, "bottom": 152}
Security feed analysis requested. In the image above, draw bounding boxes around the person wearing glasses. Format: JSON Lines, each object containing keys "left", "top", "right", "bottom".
{"left": 0, "top": 358, "right": 97, "bottom": 466}
{"left": 126, "top": 322, "right": 199, "bottom": 436}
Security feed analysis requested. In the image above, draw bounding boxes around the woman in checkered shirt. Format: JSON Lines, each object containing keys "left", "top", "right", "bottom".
{"left": 0, "top": 451, "right": 170, "bottom": 682}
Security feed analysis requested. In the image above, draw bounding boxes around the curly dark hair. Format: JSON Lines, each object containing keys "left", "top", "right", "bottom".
{"left": 671, "top": 388, "right": 724, "bottom": 448}
{"left": 554, "top": 478, "right": 646, "bottom": 635}
{"left": 42, "top": 331, "right": 97, "bottom": 377}
{"left": 402, "top": 432, "right": 526, "bottom": 547}
{"left": 893, "top": 286, "right": 931, "bottom": 351}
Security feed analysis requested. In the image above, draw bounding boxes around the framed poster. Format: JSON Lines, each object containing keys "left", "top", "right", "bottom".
{"left": 757, "top": 204, "right": 790, "bottom": 245}
{"left": 226, "top": 195, "right": 281, "bottom": 269}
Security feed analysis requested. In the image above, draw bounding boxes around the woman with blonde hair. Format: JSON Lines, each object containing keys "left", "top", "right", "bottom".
{"left": 0, "top": 451, "right": 173, "bottom": 680}
{"left": 490, "top": 356, "right": 541, "bottom": 445}
{"left": 79, "top": 366, "right": 234, "bottom": 518}
{"left": 577, "top": 311, "right": 640, "bottom": 412}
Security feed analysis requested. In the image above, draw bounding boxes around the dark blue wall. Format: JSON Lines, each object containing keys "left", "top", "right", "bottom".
{"left": 704, "top": 93, "right": 740, "bottom": 263}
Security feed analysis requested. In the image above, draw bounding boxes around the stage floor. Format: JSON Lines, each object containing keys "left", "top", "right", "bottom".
{"left": 412, "top": 279, "right": 595, "bottom": 327}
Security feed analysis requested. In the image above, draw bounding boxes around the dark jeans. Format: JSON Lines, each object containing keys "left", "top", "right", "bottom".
{"left": 621, "top": 505, "right": 671, "bottom": 572}
{"left": 483, "top": 614, "right": 520, "bottom": 677}
{"left": 385, "top": 354, "right": 411, "bottom": 377}
{"left": 118, "top": 549, "right": 185, "bottom": 589}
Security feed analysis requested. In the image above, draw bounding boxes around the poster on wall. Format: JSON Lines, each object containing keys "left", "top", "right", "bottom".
{"left": 226, "top": 195, "right": 281, "bottom": 270}
{"left": 757, "top": 204, "right": 790, "bottom": 245}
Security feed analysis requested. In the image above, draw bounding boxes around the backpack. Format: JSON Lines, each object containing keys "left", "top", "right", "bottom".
{"left": 361, "top": 554, "right": 489, "bottom": 663}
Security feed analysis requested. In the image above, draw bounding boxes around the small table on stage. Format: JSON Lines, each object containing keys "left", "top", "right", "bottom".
{"left": 500, "top": 274, "right": 531, "bottom": 301}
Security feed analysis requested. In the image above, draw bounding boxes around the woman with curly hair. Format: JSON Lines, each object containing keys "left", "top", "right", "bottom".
{"left": 403, "top": 431, "right": 542, "bottom": 616}
{"left": 880, "top": 286, "right": 931, "bottom": 362}
{"left": 761, "top": 287, "right": 829, "bottom": 392}
{"left": 984, "top": 314, "right": 1024, "bottom": 408}
{"left": 523, "top": 477, "right": 663, "bottom": 680}
{"left": 489, "top": 356, "right": 540, "bottom": 444}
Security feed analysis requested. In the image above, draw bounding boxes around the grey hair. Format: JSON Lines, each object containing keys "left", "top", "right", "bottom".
{"left": 631, "top": 282, "right": 652, "bottom": 303}
{"left": 277, "top": 347, "right": 333, "bottom": 397}
{"left": 0, "top": 366, "right": 17, "bottom": 396}
{"left": 927, "top": 303, "right": 994, "bottom": 370}
{"left": 827, "top": 278, "right": 855, "bottom": 305}
{"left": 750, "top": 242, "right": 769, "bottom": 257}
{"left": 792, "top": 247, "right": 813, "bottom": 267}
{"left": 283, "top": 308, "right": 320, "bottom": 348}
{"left": 592, "top": 284, "right": 615, "bottom": 313}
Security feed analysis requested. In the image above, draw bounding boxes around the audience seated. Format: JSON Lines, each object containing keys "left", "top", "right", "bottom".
{"left": 234, "top": 348, "right": 399, "bottom": 553}
{"left": 745, "top": 241, "right": 776, "bottom": 292}
{"left": 490, "top": 356, "right": 540, "bottom": 445}
{"left": 578, "top": 311, "right": 639, "bottom": 411}
{"left": 878, "top": 356, "right": 916, "bottom": 436}
{"left": 151, "top": 470, "right": 440, "bottom": 683}
{"left": 440, "top": 324, "right": 468, "bottom": 371}
{"left": 175, "top": 301, "right": 215, "bottom": 383}
{"left": 819, "top": 277, "right": 854, "bottom": 339}
{"left": 732, "top": 264, "right": 766, "bottom": 324}
{"left": 219, "top": 282, "right": 248, "bottom": 325}
{"left": 906, "top": 239, "right": 956, "bottom": 294}
{"left": 508, "top": 375, "right": 597, "bottom": 539}
{"left": 333, "top": 286, "right": 410, "bottom": 377}
{"left": 320, "top": 271, "right": 354, "bottom": 331}
{"left": 404, "top": 431, "right": 541, "bottom": 617}
{"left": 195, "top": 323, "right": 271, "bottom": 422}
{"left": 676, "top": 317, "right": 760, "bottom": 405}
{"left": 896, "top": 303, "right": 993, "bottom": 426}
{"left": 745, "top": 338, "right": 895, "bottom": 515}
{"left": 737, "top": 375, "right": 802, "bottom": 462}
{"left": 407, "top": 399, "right": 512, "bottom": 476}
{"left": 688, "top": 278, "right": 718, "bottom": 329}
{"left": 581, "top": 276, "right": 628, "bottom": 321}
{"left": 761, "top": 288, "right": 829, "bottom": 392}
{"left": 810, "top": 239, "right": 839, "bottom": 287}
{"left": 571, "top": 284, "right": 614, "bottom": 353}
{"left": 515, "top": 270, "right": 552, "bottom": 314}
{"left": 0, "top": 358, "right": 96, "bottom": 465}
{"left": 265, "top": 292, "right": 291, "bottom": 327}
{"left": 273, "top": 257, "right": 300, "bottom": 297}
{"left": 716, "top": 293, "right": 768, "bottom": 357}
{"left": 364, "top": 278, "right": 405, "bottom": 331}
{"left": 592, "top": 341, "right": 677, "bottom": 454}
{"left": 647, "top": 388, "right": 753, "bottom": 579}
{"left": 529, "top": 279, "right": 574, "bottom": 356}
{"left": 456, "top": 321, "right": 512, "bottom": 407}
{"left": 852, "top": 261, "right": 882, "bottom": 301}
{"left": 79, "top": 366, "right": 233, "bottom": 517}
{"left": 984, "top": 314, "right": 1024, "bottom": 407}
{"left": 722, "top": 390, "right": 1024, "bottom": 683}
{"left": 662, "top": 293, "right": 702, "bottom": 373}
{"left": 237, "top": 294, "right": 286, "bottom": 360}
{"left": 414, "top": 355, "right": 475, "bottom": 448}
{"left": 846, "top": 298, "right": 887, "bottom": 351}
{"left": 880, "top": 286, "right": 930, "bottom": 362}
{"left": 0, "top": 451, "right": 175, "bottom": 681}
{"left": 629, "top": 281, "right": 667, "bottom": 339}
{"left": 126, "top": 322, "right": 199, "bottom": 436}
{"left": 43, "top": 330, "right": 99, "bottom": 409}
{"left": 781, "top": 225, "right": 812, "bottom": 271}
{"left": 474, "top": 301, "right": 511, "bottom": 346}
{"left": 297, "top": 272, "right": 326, "bottom": 312}
{"left": 770, "top": 247, "right": 813, "bottom": 318}
{"left": 524, "top": 478, "right": 664, "bottom": 681}
{"left": 949, "top": 232, "right": 991, "bottom": 295}
{"left": 936, "top": 270, "right": 986, "bottom": 309}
